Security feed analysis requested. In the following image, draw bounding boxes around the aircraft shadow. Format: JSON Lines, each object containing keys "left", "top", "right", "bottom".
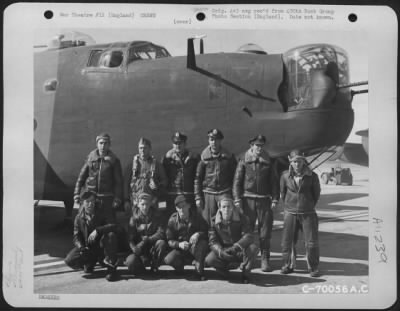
{"left": 268, "top": 230, "right": 368, "bottom": 262}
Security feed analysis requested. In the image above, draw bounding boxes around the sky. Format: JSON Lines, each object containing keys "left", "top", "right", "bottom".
{"left": 34, "top": 28, "right": 368, "bottom": 143}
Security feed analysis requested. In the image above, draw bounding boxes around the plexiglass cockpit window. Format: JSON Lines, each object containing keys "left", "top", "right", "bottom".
{"left": 282, "top": 44, "right": 349, "bottom": 110}
{"left": 127, "top": 44, "right": 170, "bottom": 64}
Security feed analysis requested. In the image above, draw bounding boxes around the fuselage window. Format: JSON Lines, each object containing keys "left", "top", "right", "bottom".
{"left": 127, "top": 45, "right": 171, "bottom": 64}
{"left": 98, "top": 50, "right": 124, "bottom": 68}
{"left": 87, "top": 50, "right": 103, "bottom": 67}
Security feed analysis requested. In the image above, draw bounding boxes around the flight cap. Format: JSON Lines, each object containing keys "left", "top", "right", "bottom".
{"left": 138, "top": 137, "right": 152, "bottom": 148}
{"left": 138, "top": 192, "right": 153, "bottom": 202}
{"left": 208, "top": 128, "right": 224, "bottom": 140}
{"left": 96, "top": 133, "right": 111, "bottom": 143}
{"left": 249, "top": 134, "right": 267, "bottom": 145}
{"left": 288, "top": 149, "right": 306, "bottom": 162}
{"left": 174, "top": 195, "right": 187, "bottom": 206}
{"left": 218, "top": 193, "right": 234, "bottom": 207}
{"left": 172, "top": 132, "right": 187, "bottom": 144}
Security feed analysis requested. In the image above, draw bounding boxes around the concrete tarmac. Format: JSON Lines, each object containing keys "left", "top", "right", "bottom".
{"left": 34, "top": 161, "right": 368, "bottom": 296}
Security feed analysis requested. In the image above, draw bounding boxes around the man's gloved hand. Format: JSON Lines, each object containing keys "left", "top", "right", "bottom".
{"left": 87, "top": 229, "right": 98, "bottom": 245}
{"left": 195, "top": 199, "right": 204, "bottom": 210}
{"left": 179, "top": 241, "right": 190, "bottom": 251}
{"left": 225, "top": 244, "right": 242, "bottom": 257}
{"left": 149, "top": 179, "right": 157, "bottom": 190}
{"left": 79, "top": 247, "right": 90, "bottom": 261}
{"left": 189, "top": 232, "right": 200, "bottom": 245}
{"left": 112, "top": 198, "right": 121, "bottom": 209}
{"left": 219, "top": 249, "right": 236, "bottom": 261}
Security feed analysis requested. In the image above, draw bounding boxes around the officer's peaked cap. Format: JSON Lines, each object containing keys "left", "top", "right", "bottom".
{"left": 249, "top": 134, "right": 267, "bottom": 145}
{"left": 172, "top": 132, "right": 187, "bottom": 143}
{"left": 208, "top": 128, "right": 224, "bottom": 140}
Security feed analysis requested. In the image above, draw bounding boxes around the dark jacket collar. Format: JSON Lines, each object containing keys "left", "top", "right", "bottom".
{"left": 87, "top": 149, "right": 116, "bottom": 162}
{"left": 166, "top": 149, "right": 194, "bottom": 162}
{"left": 201, "top": 146, "right": 232, "bottom": 161}
{"left": 214, "top": 209, "right": 240, "bottom": 225}
{"left": 244, "top": 149, "right": 271, "bottom": 164}
{"left": 288, "top": 165, "right": 313, "bottom": 178}
{"left": 133, "top": 207, "right": 154, "bottom": 220}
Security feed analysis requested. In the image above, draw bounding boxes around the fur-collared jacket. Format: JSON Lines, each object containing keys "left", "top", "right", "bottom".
{"left": 74, "top": 149, "right": 123, "bottom": 201}
{"left": 128, "top": 208, "right": 165, "bottom": 249}
{"left": 73, "top": 209, "right": 124, "bottom": 250}
{"left": 194, "top": 146, "right": 237, "bottom": 199}
{"left": 280, "top": 165, "right": 321, "bottom": 214}
{"left": 209, "top": 210, "right": 254, "bottom": 253}
{"left": 233, "top": 149, "right": 279, "bottom": 201}
{"left": 166, "top": 210, "right": 209, "bottom": 249}
{"left": 162, "top": 149, "right": 200, "bottom": 195}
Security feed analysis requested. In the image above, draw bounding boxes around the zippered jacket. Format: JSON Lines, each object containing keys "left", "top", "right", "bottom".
{"left": 166, "top": 210, "right": 209, "bottom": 249}
{"left": 233, "top": 149, "right": 279, "bottom": 201}
{"left": 194, "top": 146, "right": 237, "bottom": 199}
{"left": 162, "top": 149, "right": 200, "bottom": 195}
{"left": 209, "top": 210, "right": 254, "bottom": 253}
{"left": 128, "top": 208, "right": 165, "bottom": 247}
{"left": 280, "top": 166, "right": 321, "bottom": 214}
{"left": 74, "top": 149, "right": 123, "bottom": 201}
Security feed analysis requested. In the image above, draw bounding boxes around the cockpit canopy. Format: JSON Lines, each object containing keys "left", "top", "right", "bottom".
{"left": 87, "top": 41, "right": 171, "bottom": 68}
{"left": 282, "top": 44, "right": 349, "bottom": 110}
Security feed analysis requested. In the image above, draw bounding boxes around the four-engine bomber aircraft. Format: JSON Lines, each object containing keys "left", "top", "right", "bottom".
{"left": 34, "top": 33, "right": 367, "bottom": 222}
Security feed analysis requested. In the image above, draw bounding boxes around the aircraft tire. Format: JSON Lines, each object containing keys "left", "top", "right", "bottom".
{"left": 321, "top": 173, "right": 329, "bottom": 184}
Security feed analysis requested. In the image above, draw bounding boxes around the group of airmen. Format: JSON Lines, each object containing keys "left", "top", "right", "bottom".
{"left": 64, "top": 129, "right": 321, "bottom": 284}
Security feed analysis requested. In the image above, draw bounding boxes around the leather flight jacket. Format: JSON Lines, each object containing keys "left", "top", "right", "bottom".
{"left": 162, "top": 149, "right": 200, "bottom": 195}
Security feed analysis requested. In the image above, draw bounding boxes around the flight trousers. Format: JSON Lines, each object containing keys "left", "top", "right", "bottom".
{"left": 242, "top": 197, "right": 273, "bottom": 255}
{"left": 164, "top": 239, "right": 208, "bottom": 273}
{"left": 205, "top": 243, "right": 259, "bottom": 273}
{"left": 64, "top": 231, "right": 119, "bottom": 269}
{"left": 125, "top": 240, "right": 167, "bottom": 274}
{"left": 281, "top": 211, "right": 319, "bottom": 271}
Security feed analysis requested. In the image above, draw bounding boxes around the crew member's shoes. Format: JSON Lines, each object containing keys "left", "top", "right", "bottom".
{"left": 215, "top": 267, "right": 230, "bottom": 279}
{"left": 280, "top": 266, "right": 294, "bottom": 274}
{"left": 309, "top": 269, "right": 320, "bottom": 277}
{"left": 150, "top": 265, "right": 159, "bottom": 274}
{"left": 105, "top": 267, "right": 118, "bottom": 282}
{"left": 193, "top": 271, "right": 207, "bottom": 281}
{"left": 260, "top": 251, "right": 273, "bottom": 272}
{"left": 83, "top": 264, "right": 95, "bottom": 274}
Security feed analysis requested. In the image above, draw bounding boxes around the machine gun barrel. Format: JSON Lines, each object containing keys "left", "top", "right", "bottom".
{"left": 337, "top": 81, "right": 368, "bottom": 89}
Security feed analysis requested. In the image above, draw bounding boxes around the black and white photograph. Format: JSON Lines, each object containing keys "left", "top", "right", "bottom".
{"left": 3, "top": 3, "right": 397, "bottom": 309}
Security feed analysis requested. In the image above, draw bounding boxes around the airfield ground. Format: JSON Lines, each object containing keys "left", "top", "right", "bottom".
{"left": 34, "top": 161, "right": 368, "bottom": 298}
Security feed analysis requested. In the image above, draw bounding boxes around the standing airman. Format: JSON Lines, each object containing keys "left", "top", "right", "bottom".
{"left": 162, "top": 132, "right": 200, "bottom": 223}
{"left": 233, "top": 134, "right": 279, "bottom": 272}
{"left": 123, "top": 137, "right": 168, "bottom": 213}
{"left": 74, "top": 133, "right": 123, "bottom": 224}
{"left": 194, "top": 129, "right": 237, "bottom": 225}
{"left": 280, "top": 150, "right": 321, "bottom": 277}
